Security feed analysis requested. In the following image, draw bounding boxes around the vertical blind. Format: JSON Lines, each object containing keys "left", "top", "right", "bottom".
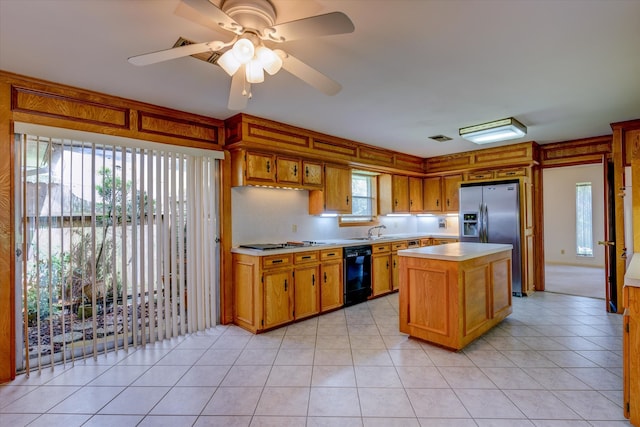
{"left": 18, "top": 133, "right": 220, "bottom": 373}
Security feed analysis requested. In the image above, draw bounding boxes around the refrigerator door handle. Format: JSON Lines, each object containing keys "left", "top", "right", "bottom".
{"left": 483, "top": 203, "right": 489, "bottom": 243}
{"left": 478, "top": 203, "right": 484, "bottom": 242}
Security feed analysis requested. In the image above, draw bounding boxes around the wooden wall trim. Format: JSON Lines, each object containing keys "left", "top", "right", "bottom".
{"left": 0, "top": 79, "right": 16, "bottom": 383}
{"left": 540, "top": 135, "right": 612, "bottom": 168}
{"left": 225, "top": 113, "right": 425, "bottom": 174}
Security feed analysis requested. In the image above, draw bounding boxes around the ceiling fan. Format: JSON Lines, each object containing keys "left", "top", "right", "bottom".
{"left": 128, "top": 0, "right": 355, "bottom": 110}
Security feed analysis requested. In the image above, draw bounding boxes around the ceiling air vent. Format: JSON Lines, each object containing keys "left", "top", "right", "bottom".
{"left": 428, "top": 135, "right": 453, "bottom": 143}
{"left": 173, "top": 37, "right": 221, "bottom": 65}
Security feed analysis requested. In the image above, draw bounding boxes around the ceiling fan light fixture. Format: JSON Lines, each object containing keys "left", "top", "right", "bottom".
{"left": 459, "top": 117, "right": 527, "bottom": 144}
{"left": 246, "top": 59, "right": 265, "bottom": 83}
{"left": 255, "top": 46, "right": 282, "bottom": 75}
{"left": 217, "top": 49, "right": 241, "bottom": 76}
{"left": 232, "top": 38, "right": 255, "bottom": 64}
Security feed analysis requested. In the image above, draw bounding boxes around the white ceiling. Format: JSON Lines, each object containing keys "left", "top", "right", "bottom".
{"left": 1, "top": 0, "right": 639, "bottom": 158}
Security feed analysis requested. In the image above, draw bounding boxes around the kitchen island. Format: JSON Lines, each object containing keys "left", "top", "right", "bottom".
{"left": 398, "top": 242, "right": 513, "bottom": 350}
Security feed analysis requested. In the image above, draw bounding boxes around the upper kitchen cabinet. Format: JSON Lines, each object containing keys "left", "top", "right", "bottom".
{"left": 302, "top": 161, "right": 323, "bottom": 187}
{"left": 379, "top": 174, "right": 423, "bottom": 215}
{"left": 423, "top": 174, "right": 462, "bottom": 213}
{"left": 231, "top": 149, "right": 322, "bottom": 190}
{"left": 309, "top": 164, "right": 352, "bottom": 214}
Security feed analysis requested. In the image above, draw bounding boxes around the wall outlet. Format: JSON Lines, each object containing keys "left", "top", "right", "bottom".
{"left": 560, "top": 249, "right": 565, "bottom": 254}
{"left": 292, "top": 224, "right": 297, "bottom": 233}
{"left": 438, "top": 218, "right": 447, "bottom": 228}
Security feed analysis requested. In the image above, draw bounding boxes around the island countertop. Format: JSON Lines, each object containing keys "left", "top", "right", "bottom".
{"left": 397, "top": 242, "right": 513, "bottom": 261}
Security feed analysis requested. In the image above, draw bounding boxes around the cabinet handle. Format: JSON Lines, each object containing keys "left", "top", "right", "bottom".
{"left": 386, "top": 261, "right": 389, "bottom": 269}
{"left": 393, "top": 260, "right": 396, "bottom": 268}
{"left": 410, "top": 199, "right": 413, "bottom": 206}
{"left": 305, "top": 166, "right": 309, "bottom": 177}
{"left": 284, "top": 279, "right": 288, "bottom": 291}
{"left": 324, "top": 272, "right": 327, "bottom": 283}
{"left": 302, "top": 255, "right": 311, "bottom": 259}
{"left": 346, "top": 196, "right": 349, "bottom": 205}
{"left": 446, "top": 198, "right": 450, "bottom": 207}
{"left": 266, "top": 160, "right": 270, "bottom": 172}
{"left": 312, "top": 274, "right": 315, "bottom": 286}
{"left": 394, "top": 199, "right": 398, "bottom": 206}
{"left": 272, "top": 259, "right": 283, "bottom": 264}
{"left": 327, "top": 252, "right": 335, "bottom": 257}
{"left": 436, "top": 199, "right": 439, "bottom": 207}
{"left": 506, "top": 171, "right": 516, "bottom": 176}
{"left": 294, "top": 164, "right": 298, "bottom": 176}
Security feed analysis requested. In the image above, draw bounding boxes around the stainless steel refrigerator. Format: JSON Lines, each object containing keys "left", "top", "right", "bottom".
{"left": 459, "top": 181, "right": 523, "bottom": 296}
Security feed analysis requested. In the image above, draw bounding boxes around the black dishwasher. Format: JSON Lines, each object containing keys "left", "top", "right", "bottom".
{"left": 343, "top": 245, "right": 372, "bottom": 306}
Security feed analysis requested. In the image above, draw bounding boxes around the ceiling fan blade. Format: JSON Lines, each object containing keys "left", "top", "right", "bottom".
{"left": 128, "top": 41, "right": 226, "bottom": 66}
{"left": 262, "top": 12, "right": 354, "bottom": 42}
{"left": 181, "top": 0, "right": 244, "bottom": 35}
{"left": 228, "top": 66, "right": 250, "bottom": 110}
{"left": 277, "top": 50, "right": 341, "bottom": 96}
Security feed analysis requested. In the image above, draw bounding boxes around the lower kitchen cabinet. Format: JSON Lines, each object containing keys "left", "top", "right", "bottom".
{"left": 372, "top": 243, "right": 392, "bottom": 297}
{"left": 233, "top": 248, "right": 343, "bottom": 333}
{"left": 391, "top": 241, "right": 408, "bottom": 291}
{"left": 263, "top": 268, "right": 294, "bottom": 329}
{"left": 624, "top": 283, "right": 640, "bottom": 425}
{"left": 320, "top": 248, "right": 344, "bottom": 312}
{"left": 293, "top": 252, "right": 320, "bottom": 320}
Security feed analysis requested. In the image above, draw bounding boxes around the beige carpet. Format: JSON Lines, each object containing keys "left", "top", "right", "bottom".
{"left": 544, "top": 264, "right": 605, "bottom": 299}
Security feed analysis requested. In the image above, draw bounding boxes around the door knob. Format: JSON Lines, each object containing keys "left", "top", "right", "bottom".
{"left": 597, "top": 240, "right": 615, "bottom": 246}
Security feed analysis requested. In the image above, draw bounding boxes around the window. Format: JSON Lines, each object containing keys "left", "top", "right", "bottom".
{"left": 339, "top": 172, "right": 377, "bottom": 225}
{"left": 576, "top": 182, "right": 593, "bottom": 256}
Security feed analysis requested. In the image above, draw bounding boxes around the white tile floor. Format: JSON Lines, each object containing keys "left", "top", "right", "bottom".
{"left": 0, "top": 292, "right": 633, "bottom": 427}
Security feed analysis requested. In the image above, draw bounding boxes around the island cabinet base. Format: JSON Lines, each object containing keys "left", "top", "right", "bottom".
{"left": 399, "top": 249, "right": 512, "bottom": 350}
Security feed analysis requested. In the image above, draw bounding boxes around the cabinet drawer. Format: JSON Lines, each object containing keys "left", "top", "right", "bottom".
{"left": 372, "top": 243, "right": 391, "bottom": 253}
{"left": 295, "top": 251, "right": 319, "bottom": 264}
{"left": 496, "top": 167, "right": 527, "bottom": 178}
{"left": 262, "top": 254, "right": 293, "bottom": 268}
{"left": 392, "top": 241, "right": 408, "bottom": 251}
{"left": 420, "top": 238, "right": 432, "bottom": 247}
{"left": 320, "top": 248, "right": 342, "bottom": 261}
{"left": 466, "top": 171, "right": 494, "bottom": 181}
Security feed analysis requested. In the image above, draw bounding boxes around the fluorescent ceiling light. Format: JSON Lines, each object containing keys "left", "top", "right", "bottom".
{"left": 459, "top": 117, "right": 527, "bottom": 144}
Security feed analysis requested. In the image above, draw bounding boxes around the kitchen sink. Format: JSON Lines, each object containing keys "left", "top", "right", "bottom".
{"left": 347, "top": 236, "right": 386, "bottom": 241}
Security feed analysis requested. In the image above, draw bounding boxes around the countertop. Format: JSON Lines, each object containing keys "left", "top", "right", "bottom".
{"left": 624, "top": 252, "right": 640, "bottom": 288}
{"left": 231, "top": 233, "right": 459, "bottom": 256}
{"left": 397, "top": 242, "right": 513, "bottom": 261}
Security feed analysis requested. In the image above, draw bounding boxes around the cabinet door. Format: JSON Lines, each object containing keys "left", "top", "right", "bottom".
{"left": 423, "top": 177, "right": 442, "bottom": 212}
{"left": 246, "top": 151, "right": 276, "bottom": 184}
{"left": 392, "top": 253, "right": 401, "bottom": 291}
{"left": 277, "top": 156, "right": 302, "bottom": 185}
{"left": 302, "top": 161, "right": 323, "bottom": 187}
{"left": 263, "top": 269, "right": 293, "bottom": 329}
{"left": 320, "top": 260, "right": 343, "bottom": 312}
{"left": 443, "top": 174, "right": 462, "bottom": 212}
{"left": 409, "top": 177, "right": 423, "bottom": 213}
{"left": 324, "top": 164, "right": 352, "bottom": 213}
{"left": 294, "top": 264, "right": 320, "bottom": 320}
{"left": 372, "top": 253, "right": 391, "bottom": 296}
{"left": 392, "top": 175, "right": 410, "bottom": 213}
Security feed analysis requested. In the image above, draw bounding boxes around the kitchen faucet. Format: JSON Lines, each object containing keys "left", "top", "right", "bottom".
{"left": 367, "top": 224, "right": 387, "bottom": 238}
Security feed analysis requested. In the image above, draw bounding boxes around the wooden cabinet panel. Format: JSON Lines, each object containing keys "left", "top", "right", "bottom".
{"left": 423, "top": 177, "right": 442, "bottom": 212}
{"left": 309, "top": 164, "right": 351, "bottom": 214}
{"left": 277, "top": 156, "right": 302, "bottom": 185}
{"left": 233, "top": 255, "right": 258, "bottom": 330}
{"left": 246, "top": 151, "right": 276, "bottom": 183}
{"left": 623, "top": 285, "right": 640, "bottom": 425}
{"left": 320, "top": 259, "right": 343, "bottom": 312}
{"left": 263, "top": 269, "right": 294, "bottom": 329}
{"left": 294, "top": 264, "right": 320, "bottom": 320}
{"left": 372, "top": 252, "right": 391, "bottom": 296}
{"left": 302, "top": 161, "right": 323, "bottom": 187}
{"left": 443, "top": 174, "right": 462, "bottom": 212}
{"left": 392, "top": 175, "right": 410, "bottom": 212}
{"left": 409, "top": 177, "right": 423, "bottom": 213}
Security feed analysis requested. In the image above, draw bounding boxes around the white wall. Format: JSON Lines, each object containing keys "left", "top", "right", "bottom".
{"left": 231, "top": 186, "right": 458, "bottom": 246}
{"left": 543, "top": 164, "right": 605, "bottom": 267}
